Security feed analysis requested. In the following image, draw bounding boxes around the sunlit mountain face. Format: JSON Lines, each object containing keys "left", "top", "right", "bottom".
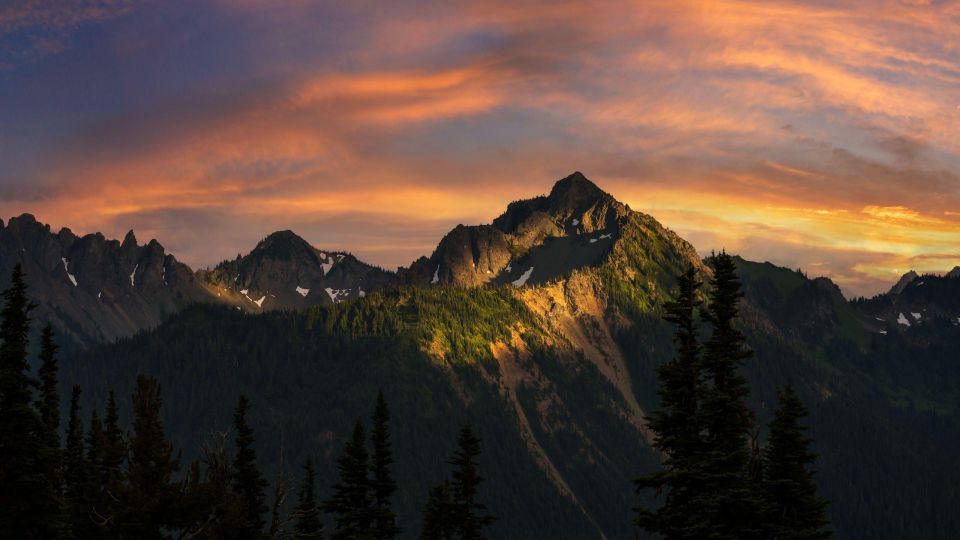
{"left": 1, "top": 1, "right": 958, "bottom": 297}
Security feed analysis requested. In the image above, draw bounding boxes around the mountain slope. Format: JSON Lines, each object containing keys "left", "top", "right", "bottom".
{"left": 0, "top": 214, "right": 210, "bottom": 349}
{"left": 12, "top": 172, "right": 960, "bottom": 538}
{"left": 198, "top": 230, "right": 394, "bottom": 310}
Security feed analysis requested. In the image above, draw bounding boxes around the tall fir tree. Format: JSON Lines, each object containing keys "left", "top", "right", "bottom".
{"left": 293, "top": 456, "right": 323, "bottom": 539}
{"left": 420, "top": 481, "right": 454, "bottom": 540}
{"left": 0, "top": 264, "right": 58, "bottom": 538}
{"left": 64, "top": 385, "right": 94, "bottom": 536}
{"left": 85, "top": 408, "right": 109, "bottom": 539}
{"left": 324, "top": 419, "right": 374, "bottom": 540}
{"left": 100, "top": 390, "right": 127, "bottom": 484}
{"left": 119, "top": 375, "right": 182, "bottom": 539}
{"left": 370, "top": 390, "right": 400, "bottom": 539}
{"left": 90, "top": 389, "right": 127, "bottom": 534}
{"left": 35, "top": 323, "right": 66, "bottom": 537}
{"left": 232, "top": 394, "right": 269, "bottom": 539}
{"left": 448, "top": 423, "right": 495, "bottom": 540}
{"left": 696, "top": 252, "right": 764, "bottom": 539}
{"left": 35, "top": 324, "right": 60, "bottom": 440}
{"left": 763, "top": 385, "right": 832, "bottom": 540}
{"left": 635, "top": 265, "right": 710, "bottom": 539}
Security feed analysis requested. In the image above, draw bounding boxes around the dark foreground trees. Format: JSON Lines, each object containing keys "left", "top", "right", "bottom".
{"left": 763, "top": 385, "right": 831, "bottom": 540}
{"left": 635, "top": 253, "right": 831, "bottom": 540}
{"left": 0, "top": 266, "right": 500, "bottom": 539}
{"left": 421, "top": 423, "right": 496, "bottom": 540}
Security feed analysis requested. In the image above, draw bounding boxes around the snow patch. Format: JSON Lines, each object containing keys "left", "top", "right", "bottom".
{"left": 571, "top": 218, "right": 580, "bottom": 226}
{"left": 97, "top": 291, "right": 102, "bottom": 300}
{"left": 61, "top": 258, "right": 78, "bottom": 287}
{"left": 240, "top": 289, "right": 249, "bottom": 295}
{"left": 296, "top": 286, "right": 310, "bottom": 297}
{"left": 874, "top": 317, "right": 885, "bottom": 321}
{"left": 359, "top": 288, "right": 366, "bottom": 298}
{"left": 897, "top": 313, "right": 911, "bottom": 326}
{"left": 599, "top": 233, "right": 612, "bottom": 239}
{"left": 589, "top": 238, "right": 598, "bottom": 243}
{"left": 512, "top": 267, "right": 534, "bottom": 287}
{"left": 321, "top": 261, "right": 334, "bottom": 275}
{"left": 431, "top": 265, "right": 440, "bottom": 284}
{"left": 505, "top": 262, "right": 512, "bottom": 272}
{"left": 129, "top": 264, "right": 138, "bottom": 287}
{"left": 162, "top": 266, "right": 167, "bottom": 285}
{"left": 325, "top": 288, "right": 350, "bottom": 303}
{"left": 916, "top": 281, "right": 925, "bottom": 286}
{"left": 879, "top": 330, "right": 887, "bottom": 335}
{"left": 911, "top": 312, "right": 922, "bottom": 320}
{"left": 253, "top": 296, "right": 266, "bottom": 308}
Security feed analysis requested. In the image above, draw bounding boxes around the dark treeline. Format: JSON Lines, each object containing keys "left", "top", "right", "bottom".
{"left": 635, "top": 253, "right": 831, "bottom": 539}
{"left": 0, "top": 264, "right": 496, "bottom": 539}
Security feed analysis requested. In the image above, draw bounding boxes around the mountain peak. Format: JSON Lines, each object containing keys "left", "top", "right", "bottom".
{"left": 888, "top": 270, "right": 918, "bottom": 296}
{"left": 547, "top": 171, "right": 612, "bottom": 209}
{"left": 122, "top": 229, "right": 138, "bottom": 248}
{"left": 254, "top": 230, "right": 314, "bottom": 254}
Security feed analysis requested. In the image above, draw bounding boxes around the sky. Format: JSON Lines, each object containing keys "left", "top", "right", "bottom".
{"left": 1, "top": 0, "right": 959, "bottom": 297}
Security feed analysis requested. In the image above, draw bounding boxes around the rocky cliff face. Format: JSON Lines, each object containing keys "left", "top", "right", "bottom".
{"left": 860, "top": 270, "right": 960, "bottom": 332}
{"left": 0, "top": 172, "right": 708, "bottom": 347}
{"left": 0, "top": 214, "right": 210, "bottom": 348}
{"left": 401, "top": 172, "right": 664, "bottom": 289}
{"left": 198, "top": 230, "right": 394, "bottom": 310}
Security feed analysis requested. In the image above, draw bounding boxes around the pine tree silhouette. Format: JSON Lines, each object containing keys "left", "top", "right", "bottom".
{"left": 371, "top": 390, "right": 400, "bottom": 539}
{"left": 696, "top": 252, "right": 764, "bottom": 539}
{"left": 0, "top": 264, "right": 59, "bottom": 538}
{"left": 232, "top": 394, "right": 269, "bottom": 539}
{"left": 635, "top": 265, "right": 710, "bottom": 539}
{"left": 449, "top": 423, "right": 495, "bottom": 540}
{"left": 324, "top": 419, "right": 374, "bottom": 539}
{"left": 420, "top": 481, "right": 455, "bottom": 540}
{"left": 119, "top": 375, "right": 181, "bottom": 539}
{"left": 763, "top": 385, "right": 832, "bottom": 540}
{"left": 294, "top": 456, "right": 323, "bottom": 539}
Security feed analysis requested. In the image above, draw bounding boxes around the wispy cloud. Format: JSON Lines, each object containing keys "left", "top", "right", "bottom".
{"left": 1, "top": 0, "right": 959, "bottom": 296}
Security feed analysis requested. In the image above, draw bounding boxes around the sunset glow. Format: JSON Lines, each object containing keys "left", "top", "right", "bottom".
{"left": 2, "top": 0, "right": 958, "bottom": 296}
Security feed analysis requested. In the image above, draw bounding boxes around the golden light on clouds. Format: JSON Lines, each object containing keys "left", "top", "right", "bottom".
{"left": 1, "top": 0, "right": 959, "bottom": 297}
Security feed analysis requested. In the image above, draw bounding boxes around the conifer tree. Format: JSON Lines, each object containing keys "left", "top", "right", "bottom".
{"left": 294, "top": 456, "right": 323, "bottom": 539}
{"left": 36, "top": 324, "right": 60, "bottom": 440}
{"left": 635, "top": 265, "right": 709, "bottom": 539}
{"left": 763, "top": 386, "right": 831, "bottom": 540}
{"left": 119, "top": 375, "right": 181, "bottom": 539}
{"left": 420, "top": 481, "right": 454, "bottom": 540}
{"left": 448, "top": 423, "right": 495, "bottom": 540}
{"left": 696, "top": 252, "right": 764, "bottom": 539}
{"left": 0, "top": 264, "right": 58, "bottom": 538}
{"left": 232, "top": 394, "right": 268, "bottom": 539}
{"left": 64, "top": 385, "right": 93, "bottom": 536}
{"left": 83, "top": 409, "right": 111, "bottom": 539}
{"left": 371, "top": 390, "right": 400, "bottom": 539}
{"left": 324, "top": 420, "right": 374, "bottom": 539}
{"left": 36, "top": 323, "right": 66, "bottom": 537}
{"left": 101, "top": 391, "right": 126, "bottom": 483}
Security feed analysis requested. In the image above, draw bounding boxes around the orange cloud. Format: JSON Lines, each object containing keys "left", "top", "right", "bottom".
{"left": 3, "top": 0, "right": 959, "bottom": 296}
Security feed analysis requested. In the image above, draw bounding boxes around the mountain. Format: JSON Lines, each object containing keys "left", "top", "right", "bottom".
{"left": 0, "top": 214, "right": 209, "bottom": 349}
{"left": 400, "top": 172, "right": 699, "bottom": 292}
{"left": 198, "top": 230, "right": 394, "bottom": 310}
{"left": 6, "top": 172, "right": 960, "bottom": 538}
{"left": 860, "top": 270, "right": 960, "bottom": 333}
